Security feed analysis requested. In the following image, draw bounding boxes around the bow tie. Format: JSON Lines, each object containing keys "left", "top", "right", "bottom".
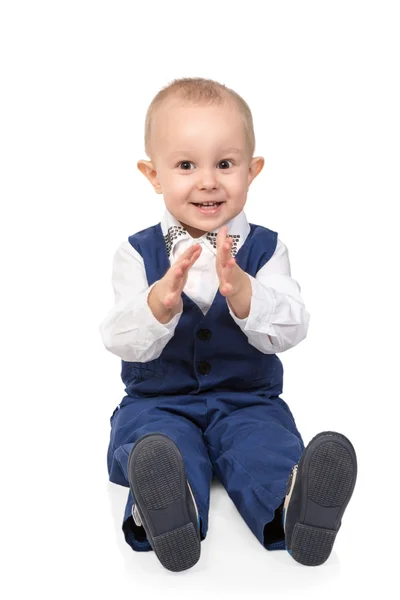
{"left": 164, "top": 225, "right": 240, "bottom": 258}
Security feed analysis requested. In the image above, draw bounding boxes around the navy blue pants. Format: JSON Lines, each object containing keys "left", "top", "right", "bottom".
{"left": 107, "top": 391, "right": 304, "bottom": 552}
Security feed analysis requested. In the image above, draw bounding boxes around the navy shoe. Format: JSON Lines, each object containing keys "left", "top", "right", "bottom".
{"left": 127, "top": 433, "right": 201, "bottom": 572}
{"left": 283, "top": 431, "right": 357, "bottom": 566}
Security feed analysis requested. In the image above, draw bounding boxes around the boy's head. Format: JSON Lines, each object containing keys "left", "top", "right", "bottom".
{"left": 138, "top": 78, "right": 264, "bottom": 238}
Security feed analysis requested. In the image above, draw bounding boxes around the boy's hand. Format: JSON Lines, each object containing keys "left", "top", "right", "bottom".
{"left": 162, "top": 244, "right": 202, "bottom": 308}
{"left": 216, "top": 226, "right": 244, "bottom": 297}
{"left": 148, "top": 244, "right": 202, "bottom": 322}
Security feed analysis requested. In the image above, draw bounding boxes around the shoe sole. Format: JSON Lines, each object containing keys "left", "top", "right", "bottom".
{"left": 288, "top": 431, "right": 357, "bottom": 566}
{"left": 127, "top": 433, "right": 200, "bottom": 572}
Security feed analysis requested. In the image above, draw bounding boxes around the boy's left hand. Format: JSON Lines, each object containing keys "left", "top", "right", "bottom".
{"left": 216, "top": 225, "right": 245, "bottom": 297}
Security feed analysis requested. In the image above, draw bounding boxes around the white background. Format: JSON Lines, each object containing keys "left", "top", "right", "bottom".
{"left": 1, "top": 1, "right": 399, "bottom": 598}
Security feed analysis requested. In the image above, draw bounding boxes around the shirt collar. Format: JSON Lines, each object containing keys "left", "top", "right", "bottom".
{"left": 160, "top": 208, "right": 250, "bottom": 259}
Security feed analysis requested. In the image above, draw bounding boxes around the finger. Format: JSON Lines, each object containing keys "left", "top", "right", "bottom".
{"left": 190, "top": 247, "right": 202, "bottom": 263}
{"left": 175, "top": 262, "right": 186, "bottom": 276}
{"left": 216, "top": 227, "right": 224, "bottom": 254}
{"left": 216, "top": 226, "right": 227, "bottom": 253}
{"left": 218, "top": 228, "right": 231, "bottom": 258}
{"left": 182, "top": 248, "right": 201, "bottom": 272}
{"left": 220, "top": 238, "right": 232, "bottom": 267}
{"left": 216, "top": 234, "right": 224, "bottom": 261}
{"left": 189, "top": 245, "right": 202, "bottom": 259}
{"left": 225, "top": 257, "right": 236, "bottom": 273}
{"left": 169, "top": 263, "right": 185, "bottom": 289}
{"left": 220, "top": 265, "right": 233, "bottom": 288}
{"left": 174, "top": 244, "right": 200, "bottom": 268}
{"left": 220, "top": 282, "right": 232, "bottom": 296}
{"left": 224, "top": 283, "right": 233, "bottom": 294}
{"left": 185, "top": 243, "right": 202, "bottom": 259}
{"left": 223, "top": 239, "right": 232, "bottom": 264}
{"left": 163, "top": 291, "right": 177, "bottom": 307}
{"left": 171, "top": 250, "right": 201, "bottom": 295}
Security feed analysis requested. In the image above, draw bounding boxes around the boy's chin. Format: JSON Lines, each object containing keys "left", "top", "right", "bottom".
{"left": 178, "top": 220, "right": 210, "bottom": 238}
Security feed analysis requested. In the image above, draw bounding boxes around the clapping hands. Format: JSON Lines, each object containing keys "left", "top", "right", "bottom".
{"left": 148, "top": 223, "right": 249, "bottom": 323}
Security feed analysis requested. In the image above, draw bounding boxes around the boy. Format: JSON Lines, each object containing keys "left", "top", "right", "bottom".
{"left": 100, "top": 77, "right": 357, "bottom": 572}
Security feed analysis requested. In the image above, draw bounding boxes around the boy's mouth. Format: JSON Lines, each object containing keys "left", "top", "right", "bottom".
{"left": 190, "top": 201, "right": 225, "bottom": 215}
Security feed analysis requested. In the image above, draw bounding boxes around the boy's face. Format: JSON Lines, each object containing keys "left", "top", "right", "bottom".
{"left": 138, "top": 97, "right": 264, "bottom": 238}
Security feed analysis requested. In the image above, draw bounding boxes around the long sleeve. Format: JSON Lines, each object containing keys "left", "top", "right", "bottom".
{"left": 99, "top": 241, "right": 182, "bottom": 362}
{"left": 228, "top": 239, "right": 310, "bottom": 353}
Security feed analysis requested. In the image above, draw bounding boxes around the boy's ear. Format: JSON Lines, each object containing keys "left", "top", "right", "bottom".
{"left": 248, "top": 156, "right": 265, "bottom": 188}
{"left": 137, "top": 160, "right": 163, "bottom": 194}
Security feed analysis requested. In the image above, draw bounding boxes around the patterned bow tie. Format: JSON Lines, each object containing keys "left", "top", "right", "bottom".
{"left": 164, "top": 225, "right": 240, "bottom": 258}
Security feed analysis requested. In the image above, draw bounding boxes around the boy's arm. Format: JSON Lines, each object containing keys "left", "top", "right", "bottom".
{"left": 99, "top": 241, "right": 182, "bottom": 362}
{"left": 226, "top": 239, "right": 310, "bottom": 354}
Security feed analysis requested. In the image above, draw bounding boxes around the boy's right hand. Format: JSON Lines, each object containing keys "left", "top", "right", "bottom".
{"left": 148, "top": 244, "right": 202, "bottom": 323}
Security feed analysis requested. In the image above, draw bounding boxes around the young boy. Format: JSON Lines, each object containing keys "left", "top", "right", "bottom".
{"left": 100, "top": 77, "right": 357, "bottom": 572}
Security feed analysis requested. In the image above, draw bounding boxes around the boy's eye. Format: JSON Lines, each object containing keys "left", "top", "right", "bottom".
{"left": 177, "top": 159, "right": 234, "bottom": 170}
{"left": 178, "top": 161, "right": 195, "bottom": 170}
{"left": 218, "top": 160, "right": 234, "bottom": 169}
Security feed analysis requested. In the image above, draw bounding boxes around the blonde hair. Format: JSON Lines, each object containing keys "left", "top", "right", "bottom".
{"left": 144, "top": 77, "right": 256, "bottom": 160}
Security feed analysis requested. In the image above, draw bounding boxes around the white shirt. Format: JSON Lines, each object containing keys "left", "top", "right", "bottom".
{"left": 100, "top": 209, "right": 310, "bottom": 362}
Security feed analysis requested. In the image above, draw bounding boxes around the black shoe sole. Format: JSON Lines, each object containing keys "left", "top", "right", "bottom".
{"left": 288, "top": 431, "right": 357, "bottom": 566}
{"left": 127, "top": 433, "right": 200, "bottom": 572}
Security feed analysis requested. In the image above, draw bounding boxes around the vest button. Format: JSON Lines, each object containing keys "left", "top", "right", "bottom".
{"left": 197, "top": 328, "right": 212, "bottom": 341}
{"left": 198, "top": 361, "right": 211, "bottom": 375}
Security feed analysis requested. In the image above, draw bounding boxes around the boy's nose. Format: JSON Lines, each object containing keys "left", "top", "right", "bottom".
{"left": 196, "top": 169, "right": 219, "bottom": 190}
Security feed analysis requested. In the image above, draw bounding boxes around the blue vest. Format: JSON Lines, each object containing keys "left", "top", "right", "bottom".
{"left": 121, "top": 223, "right": 284, "bottom": 397}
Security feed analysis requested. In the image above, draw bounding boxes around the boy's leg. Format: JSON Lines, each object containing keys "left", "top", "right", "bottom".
{"left": 204, "top": 392, "right": 304, "bottom": 551}
{"left": 107, "top": 394, "right": 212, "bottom": 560}
{"left": 205, "top": 392, "right": 357, "bottom": 564}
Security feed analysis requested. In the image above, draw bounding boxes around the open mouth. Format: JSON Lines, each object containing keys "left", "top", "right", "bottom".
{"left": 190, "top": 201, "right": 225, "bottom": 214}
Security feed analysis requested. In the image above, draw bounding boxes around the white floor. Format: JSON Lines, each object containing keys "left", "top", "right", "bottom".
{"left": 99, "top": 473, "right": 390, "bottom": 600}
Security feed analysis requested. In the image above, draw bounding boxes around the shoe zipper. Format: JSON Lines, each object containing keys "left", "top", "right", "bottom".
{"left": 132, "top": 503, "right": 142, "bottom": 527}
